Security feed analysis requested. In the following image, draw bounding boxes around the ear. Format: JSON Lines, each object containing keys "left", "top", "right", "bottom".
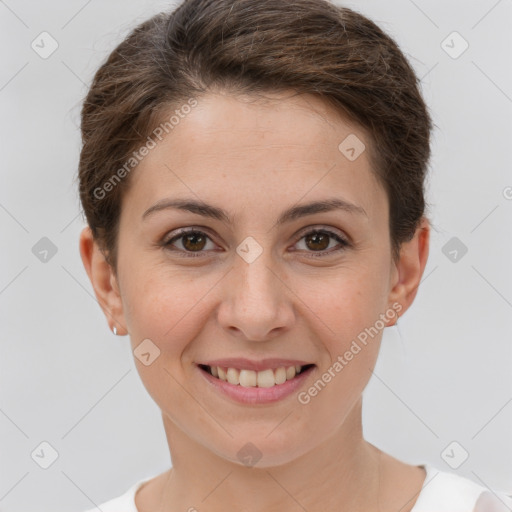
{"left": 387, "top": 217, "right": 430, "bottom": 324}
{"left": 79, "top": 226, "right": 127, "bottom": 335}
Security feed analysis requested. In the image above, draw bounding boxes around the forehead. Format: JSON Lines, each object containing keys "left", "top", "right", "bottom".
{"left": 169, "top": 90, "right": 365, "bottom": 151}
{"left": 124, "top": 91, "right": 387, "bottom": 222}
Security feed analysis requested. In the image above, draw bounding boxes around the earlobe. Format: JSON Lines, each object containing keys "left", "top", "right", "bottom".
{"left": 79, "top": 226, "right": 127, "bottom": 335}
{"left": 387, "top": 217, "right": 430, "bottom": 320}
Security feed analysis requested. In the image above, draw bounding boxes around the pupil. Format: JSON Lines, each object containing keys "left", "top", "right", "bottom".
{"left": 306, "top": 232, "right": 329, "bottom": 251}
{"left": 184, "top": 233, "right": 206, "bottom": 251}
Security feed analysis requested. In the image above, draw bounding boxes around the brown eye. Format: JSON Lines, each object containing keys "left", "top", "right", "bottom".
{"left": 182, "top": 232, "right": 207, "bottom": 251}
{"left": 294, "top": 228, "right": 349, "bottom": 256}
{"left": 164, "top": 229, "right": 215, "bottom": 256}
{"left": 304, "top": 231, "right": 330, "bottom": 251}
{"left": 163, "top": 227, "right": 348, "bottom": 259}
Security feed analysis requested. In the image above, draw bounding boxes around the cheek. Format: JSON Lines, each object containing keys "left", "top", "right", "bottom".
{"left": 120, "top": 271, "right": 213, "bottom": 410}
{"left": 295, "top": 271, "right": 386, "bottom": 422}
{"left": 299, "top": 260, "right": 389, "bottom": 343}
{"left": 295, "top": 261, "right": 390, "bottom": 401}
{"left": 121, "top": 266, "right": 216, "bottom": 352}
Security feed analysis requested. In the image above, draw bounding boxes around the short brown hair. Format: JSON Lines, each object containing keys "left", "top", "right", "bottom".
{"left": 78, "top": 0, "right": 433, "bottom": 270}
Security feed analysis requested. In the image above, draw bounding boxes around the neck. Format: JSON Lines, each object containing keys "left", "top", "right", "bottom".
{"left": 157, "top": 398, "right": 382, "bottom": 512}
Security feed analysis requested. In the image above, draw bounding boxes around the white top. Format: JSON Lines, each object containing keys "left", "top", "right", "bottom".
{"left": 81, "top": 463, "right": 512, "bottom": 512}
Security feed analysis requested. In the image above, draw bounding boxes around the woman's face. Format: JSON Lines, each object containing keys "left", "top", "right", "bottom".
{"left": 85, "top": 90, "right": 421, "bottom": 467}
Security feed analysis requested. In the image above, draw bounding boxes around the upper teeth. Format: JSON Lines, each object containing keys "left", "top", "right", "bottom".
{"left": 208, "top": 365, "right": 303, "bottom": 387}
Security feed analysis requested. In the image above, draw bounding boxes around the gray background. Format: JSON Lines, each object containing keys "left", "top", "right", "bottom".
{"left": 1, "top": 0, "right": 511, "bottom": 510}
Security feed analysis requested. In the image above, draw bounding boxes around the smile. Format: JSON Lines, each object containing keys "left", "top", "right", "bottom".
{"left": 196, "top": 361, "right": 316, "bottom": 405}
{"left": 199, "top": 364, "right": 315, "bottom": 388}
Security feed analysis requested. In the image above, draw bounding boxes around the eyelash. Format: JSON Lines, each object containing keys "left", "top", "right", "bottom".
{"left": 162, "top": 227, "right": 350, "bottom": 258}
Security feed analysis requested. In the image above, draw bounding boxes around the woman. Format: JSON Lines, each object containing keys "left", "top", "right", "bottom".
{"left": 77, "top": 0, "right": 511, "bottom": 510}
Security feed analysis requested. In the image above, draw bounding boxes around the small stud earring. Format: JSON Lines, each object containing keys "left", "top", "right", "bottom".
{"left": 113, "top": 326, "right": 118, "bottom": 335}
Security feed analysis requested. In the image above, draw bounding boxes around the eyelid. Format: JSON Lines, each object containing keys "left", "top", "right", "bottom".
{"left": 294, "top": 224, "right": 349, "bottom": 243}
{"left": 163, "top": 226, "right": 216, "bottom": 244}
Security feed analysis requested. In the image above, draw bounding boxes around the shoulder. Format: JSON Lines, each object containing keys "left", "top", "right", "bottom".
{"left": 412, "top": 463, "right": 512, "bottom": 512}
{"left": 79, "top": 476, "right": 153, "bottom": 512}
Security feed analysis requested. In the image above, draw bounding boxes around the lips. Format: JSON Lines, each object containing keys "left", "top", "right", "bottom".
{"left": 196, "top": 361, "right": 316, "bottom": 404}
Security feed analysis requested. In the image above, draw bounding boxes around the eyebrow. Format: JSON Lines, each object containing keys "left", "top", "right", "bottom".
{"left": 142, "top": 197, "right": 368, "bottom": 226}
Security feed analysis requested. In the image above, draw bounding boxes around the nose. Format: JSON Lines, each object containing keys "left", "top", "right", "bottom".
{"left": 216, "top": 248, "right": 295, "bottom": 342}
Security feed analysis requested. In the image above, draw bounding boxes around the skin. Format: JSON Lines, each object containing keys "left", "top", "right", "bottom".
{"left": 80, "top": 89, "right": 430, "bottom": 512}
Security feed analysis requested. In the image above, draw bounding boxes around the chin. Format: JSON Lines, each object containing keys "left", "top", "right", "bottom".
{"left": 209, "top": 428, "right": 315, "bottom": 469}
